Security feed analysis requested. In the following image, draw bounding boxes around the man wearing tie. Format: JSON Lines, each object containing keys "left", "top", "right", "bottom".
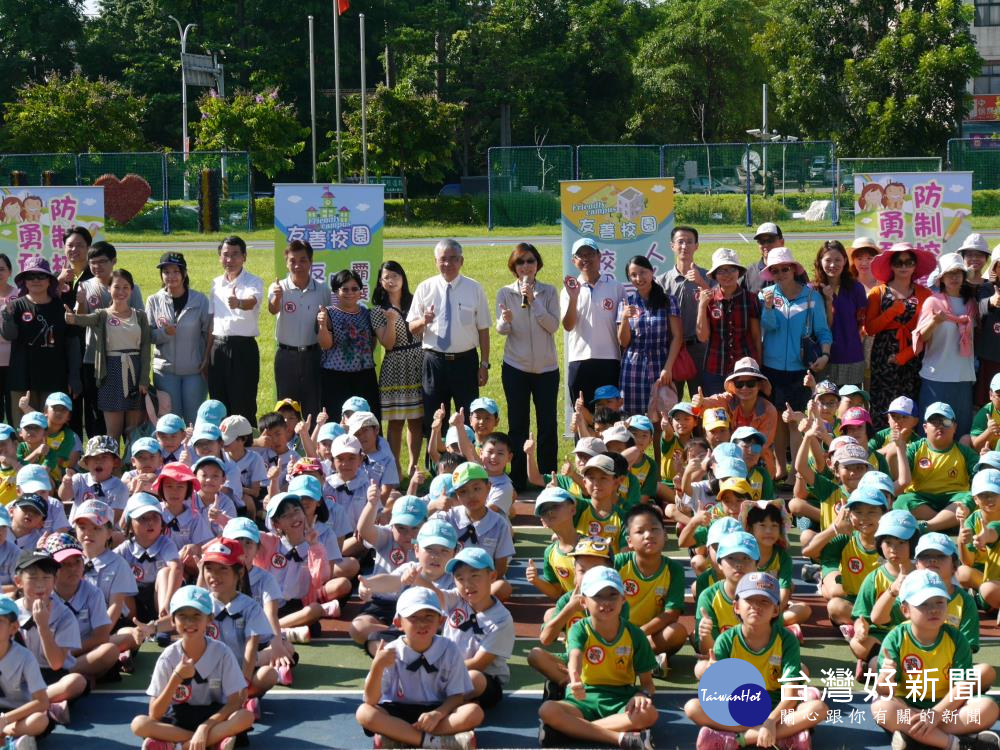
{"left": 407, "top": 239, "right": 491, "bottom": 439}
{"left": 208, "top": 236, "right": 263, "bottom": 427}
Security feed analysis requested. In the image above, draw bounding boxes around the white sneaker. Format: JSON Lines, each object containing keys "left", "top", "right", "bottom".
{"left": 47, "top": 700, "right": 70, "bottom": 725}
{"left": 424, "top": 731, "right": 476, "bottom": 750}
{"left": 321, "top": 600, "right": 341, "bottom": 618}
{"left": 282, "top": 626, "right": 311, "bottom": 644}
{"left": 14, "top": 737, "right": 37, "bottom": 750}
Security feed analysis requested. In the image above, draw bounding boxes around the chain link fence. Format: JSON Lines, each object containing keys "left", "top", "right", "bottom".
{"left": 487, "top": 145, "right": 574, "bottom": 227}
{"left": 662, "top": 143, "right": 751, "bottom": 224}
{"left": 948, "top": 138, "right": 1000, "bottom": 190}
{"left": 0, "top": 151, "right": 253, "bottom": 233}
{"left": 576, "top": 145, "right": 661, "bottom": 180}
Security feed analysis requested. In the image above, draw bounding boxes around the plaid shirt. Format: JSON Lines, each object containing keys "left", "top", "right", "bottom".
{"left": 703, "top": 287, "right": 760, "bottom": 375}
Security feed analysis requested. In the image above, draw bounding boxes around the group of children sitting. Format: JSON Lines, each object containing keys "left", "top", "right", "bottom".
{"left": 0, "top": 365, "right": 996, "bottom": 750}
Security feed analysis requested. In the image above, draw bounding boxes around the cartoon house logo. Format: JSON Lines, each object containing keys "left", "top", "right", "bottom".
{"left": 616, "top": 187, "right": 645, "bottom": 220}
{"left": 304, "top": 187, "right": 351, "bottom": 229}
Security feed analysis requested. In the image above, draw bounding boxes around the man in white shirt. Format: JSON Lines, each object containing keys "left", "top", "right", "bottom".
{"left": 407, "top": 239, "right": 491, "bottom": 438}
{"left": 560, "top": 238, "right": 624, "bottom": 408}
{"left": 208, "top": 236, "right": 264, "bottom": 426}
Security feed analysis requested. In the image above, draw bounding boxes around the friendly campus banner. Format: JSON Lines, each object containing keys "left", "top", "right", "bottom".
{"left": 559, "top": 177, "right": 676, "bottom": 288}
{"left": 0, "top": 186, "right": 104, "bottom": 273}
{"left": 273, "top": 183, "right": 385, "bottom": 298}
{"left": 853, "top": 171, "right": 973, "bottom": 257}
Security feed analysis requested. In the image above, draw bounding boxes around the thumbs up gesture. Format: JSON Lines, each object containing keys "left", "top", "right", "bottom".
{"left": 691, "top": 387, "right": 705, "bottom": 410}
{"left": 525, "top": 558, "right": 537, "bottom": 584}
{"left": 499, "top": 303, "right": 512, "bottom": 324}
{"left": 574, "top": 390, "right": 585, "bottom": 415}
{"left": 449, "top": 407, "right": 465, "bottom": 428}
{"left": 424, "top": 304, "right": 436, "bottom": 326}
{"left": 63, "top": 304, "right": 76, "bottom": 325}
{"left": 174, "top": 655, "right": 196, "bottom": 681}
{"left": 523, "top": 432, "right": 536, "bottom": 455}
{"left": 366, "top": 478, "right": 379, "bottom": 505}
{"left": 270, "top": 278, "right": 283, "bottom": 302}
{"left": 698, "top": 608, "right": 713, "bottom": 643}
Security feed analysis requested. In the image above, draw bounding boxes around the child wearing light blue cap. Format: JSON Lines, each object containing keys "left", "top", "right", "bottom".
{"left": 0, "top": 505, "right": 17, "bottom": 587}
{"left": 872, "top": 570, "right": 999, "bottom": 748}
{"left": 0, "top": 423, "right": 17, "bottom": 506}
{"left": 529, "top": 487, "right": 581, "bottom": 599}
{"left": 693, "top": 530, "right": 760, "bottom": 677}
{"left": 16, "top": 463, "right": 70, "bottom": 535}
{"left": 971, "top": 372, "right": 1000, "bottom": 453}
{"left": 21, "top": 391, "right": 80, "bottom": 486}
{"left": 623, "top": 415, "right": 658, "bottom": 504}
{"left": 0, "top": 591, "right": 50, "bottom": 745}
{"left": 468, "top": 397, "right": 500, "bottom": 446}
{"left": 731, "top": 425, "right": 774, "bottom": 503}
{"left": 134, "top": 585, "right": 253, "bottom": 750}
{"left": 958, "top": 468, "right": 1000, "bottom": 612}
{"left": 120, "top": 436, "right": 164, "bottom": 497}
{"left": 849, "top": 508, "right": 918, "bottom": 674}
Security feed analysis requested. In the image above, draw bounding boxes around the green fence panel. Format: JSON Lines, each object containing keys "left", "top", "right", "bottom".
{"left": 835, "top": 156, "right": 942, "bottom": 222}
{"left": 487, "top": 145, "right": 574, "bottom": 228}
{"left": 0, "top": 153, "right": 78, "bottom": 186}
{"left": 948, "top": 138, "right": 1000, "bottom": 190}
{"left": 164, "top": 151, "right": 253, "bottom": 233}
{"left": 660, "top": 143, "right": 749, "bottom": 224}
{"left": 754, "top": 141, "right": 836, "bottom": 222}
{"left": 576, "top": 145, "right": 661, "bottom": 180}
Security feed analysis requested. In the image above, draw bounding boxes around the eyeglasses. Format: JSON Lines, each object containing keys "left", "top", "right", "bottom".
{"left": 514, "top": 257, "right": 537, "bottom": 266}
{"left": 757, "top": 236, "right": 779, "bottom": 244}
{"left": 732, "top": 379, "right": 759, "bottom": 389}
{"left": 927, "top": 417, "right": 954, "bottom": 428}
{"left": 770, "top": 265, "right": 793, "bottom": 274}
{"left": 339, "top": 286, "right": 361, "bottom": 293}
{"left": 891, "top": 257, "right": 916, "bottom": 268}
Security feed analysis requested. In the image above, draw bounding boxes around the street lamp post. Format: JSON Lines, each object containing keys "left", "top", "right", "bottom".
{"left": 168, "top": 16, "right": 197, "bottom": 157}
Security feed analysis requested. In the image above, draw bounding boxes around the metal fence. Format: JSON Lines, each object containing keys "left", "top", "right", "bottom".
{"left": 948, "top": 138, "right": 1000, "bottom": 190}
{"left": 487, "top": 142, "right": 839, "bottom": 228}
{"left": 487, "top": 145, "right": 574, "bottom": 228}
{"left": 0, "top": 151, "right": 253, "bottom": 233}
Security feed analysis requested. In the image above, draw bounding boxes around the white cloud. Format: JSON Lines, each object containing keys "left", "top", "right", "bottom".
{"left": 859, "top": 217, "right": 872, "bottom": 225}
{"left": 356, "top": 203, "right": 370, "bottom": 211}
{"left": 650, "top": 184, "right": 666, "bottom": 193}
{"left": 286, "top": 195, "right": 302, "bottom": 204}
{"left": 82, "top": 198, "right": 97, "bottom": 206}
{"left": 949, "top": 183, "right": 965, "bottom": 193}
{"left": 564, "top": 185, "right": 581, "bottom": 194}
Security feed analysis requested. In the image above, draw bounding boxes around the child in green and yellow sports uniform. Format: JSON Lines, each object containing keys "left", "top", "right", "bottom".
{"left": 684, "top": 573, "right": 828, "bottom": 750}
{"left": 658, "top": 402, "right": 699, "bottom": 504}
{"left": 970, "top": 372, "right": 1000, "bottom": 453}
{"left": 850, "top": 509, "right": 918, "bottom": 673}
{"left": 869, "top": 396, "right": 920, "bottom": 454}
{"left": 0, "top": 424, "right": 19, "bottom": 506}
{"left": 625, "top": 416, "right": 658, "bottom": 504}
{"left": 871, "top": 569, "right": 1000, "bottom": 749}
{"left": 693, "top": 530, "right": 758, "bottom": 679}
{"left": 731, "top": 427, "right": 775, "bottom": 501}
{"left": 574, "top": 454, "right": 632, "bottom": 555}
{"left": 804, "top": 486, "right": 887, "bottom": 628}
{"left": 613, "top": 504, "right": 686, "bottom": 662}
{"left": 526, "top": 488, "right": 581, "bottom": 601}
{"left": 892, "top": 401, "right": 977, "bottom": 533}
{"left": 691, "top": 516, "right": 742, "bottom": 602}
{"left": 538, "top": 567, "right": 657, "bottom": 750}
{"left": 957, "top": 467, "right": 1000, "bottom": 597}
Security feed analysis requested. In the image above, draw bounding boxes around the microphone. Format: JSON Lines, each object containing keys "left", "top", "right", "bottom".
{"left": 520, "top": 277, "right": 530, "bottom": 308}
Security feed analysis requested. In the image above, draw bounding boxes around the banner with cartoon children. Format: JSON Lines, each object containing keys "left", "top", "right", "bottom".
{"left": 853, "top": 172, "right": 972, "bottom": 258}
{"left": 0, "top": 187, "right": 104, "bottom": 273}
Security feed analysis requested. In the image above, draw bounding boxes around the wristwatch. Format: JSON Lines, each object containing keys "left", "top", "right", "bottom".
{"left": 481, "top": 362, "right": 491, "bottom": 369}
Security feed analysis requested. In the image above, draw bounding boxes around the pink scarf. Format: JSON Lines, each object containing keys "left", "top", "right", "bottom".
{"left": 912, "top": 293, "right": 975, "bottom": 358}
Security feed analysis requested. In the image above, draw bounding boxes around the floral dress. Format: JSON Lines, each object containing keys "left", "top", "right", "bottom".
{"left": 868, "top": 286, "right": 925, "bottom": 430}
{"left": 320, "top": 305, "right": 381, "bottom": 421}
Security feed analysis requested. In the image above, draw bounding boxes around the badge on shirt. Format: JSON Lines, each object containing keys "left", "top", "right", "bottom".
{"left": 918, "top": 457, "right": 932, "bottom": 469}
{"left": 20, "top": 311, "right": 33, "bottom": 323}
{"left": 109, "top": 317, "right": 121, "bottom": 327}
{"left": 585, "top": 645, "right": 605, "bottom": 664}
{"left": 588, "top": 521, "right": 602, "bottom": 536}
{"left": 283, "top": 301, "right": 297, "bottom": 313}
{"left": 88, "top": 294, "right": 100, "bottom": 307}
{"left": 902, "top": 654, "right": 924, "bottom": 673}
{"left": 711, "top": 307, "right": 722, "bottom": 319}
{"left": 131, "top": 564, "right": 145, "bottom": 582}
{"left": 389, "top": 547, "right": 405, "bottom": 566}
{"left": 271, "top": 553, "right": 287, "bottom": 569}
{"left": 602, "top": 298, "right": 614, "bottom": 311}
{"left": 173, "top": 683, "right": 192, "bottom": 703}
{"left": 847, "top": 557, "right": 863, "bottom": 574}
{"left": 622, "top": 579, "right": 639, "bottom": 597}
{"left": 449, "top": 610, "right": 467, "bottom": 629}
{"left": 206, "top": 622, "right": 221, "bottom": 640}
{"left": 556, "top": 566, "right": 570, "bottom": 579}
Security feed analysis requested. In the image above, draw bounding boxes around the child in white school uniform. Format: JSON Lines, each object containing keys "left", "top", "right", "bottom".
{"left": 131, "top": 585, "right": 253, "bottom": 750}
{"left": 45, "top": 533, "right": 119, "bottom": 680}
{"left": 356, "top": 586, "right": 482, "bottom": 750}
{"left": 12, "top": 549, "right": 88, "bottom": 726}
{"left": 152, "top": 462, "right": 213, "bottom": 569}
{"left": 199, "top": 537, "right": 277, "bottom": 721}
{"left": 9, "top": 495, "right": 47, "bottom": 553}
{"left": 324, "top": 434, "right": 373, "bottom": 557}
{"left": 15, "top": 466, "right": 69, "bottom": 535}
{"left": 0, "top": 594, "right": 50, "bottom": 749}
{"left": 191, "top": 456, "right": 239, "bottom": 537}
{"left": 288, "top": 473, "right": 358, "bottom": 581}
{"left": 153, "top": 414, "right": 188, "bottom": 465}
{"left": 58, "top": 436, "right": 128, "bottom": 521}
{"left": 220, "top": 416, "right": 266, "bottom": 519}
{"left": 0, "top": 506, "right": 20, "bottom": 592}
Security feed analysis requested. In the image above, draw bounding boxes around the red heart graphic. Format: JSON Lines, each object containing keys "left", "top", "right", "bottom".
{"left": 94, "top": 173, "right": 153, "bottom": 224}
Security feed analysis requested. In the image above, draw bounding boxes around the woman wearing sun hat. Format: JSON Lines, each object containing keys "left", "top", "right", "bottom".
{"left": 758, "top": 246, "right": 832, "bottom": 482}
{"left": 864, "top": 242, "right": 934, "bottom": 430}
{"left": 912, "top": 252, "right": 978, "bottom": 436}
{"left": 695, "top": 248, "right": 761, "bottom": 396}
{"left": 0, "top": 256, "right": 80, "bottom": 413}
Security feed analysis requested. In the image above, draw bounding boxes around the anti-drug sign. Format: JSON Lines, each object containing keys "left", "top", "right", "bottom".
{"left": 0, "top": 186, "right": 104, "bottom": 273}
{"left": 853, "top": 171, "right": 972, "bottom": 257}
{"left": 273, "top": 184, "right": 384, "bottom": 298}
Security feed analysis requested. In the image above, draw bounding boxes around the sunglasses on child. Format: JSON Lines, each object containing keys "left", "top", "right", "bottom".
{"left": 926, "top": 417, "right": 954, "bottom": 428}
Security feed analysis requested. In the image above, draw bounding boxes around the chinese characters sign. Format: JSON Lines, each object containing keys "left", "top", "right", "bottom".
{"left": 273, "top": 184, "right": 384, "bottom": 298}
{"left": 560, "top": 178, "right": 675, "bottom": 290}
{"left": 854, "top": 172, "right": 972, "bottom": 259}
{"left": 0, "top": 186, "right": 104, "bottom": 274}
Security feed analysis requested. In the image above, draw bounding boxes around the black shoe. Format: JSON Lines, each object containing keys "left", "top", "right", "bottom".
{"left": 542, "top": 680, "right": 565, "bottom": 701}
{"left": 155, "top": 632, "right": 172, "bottom": 648}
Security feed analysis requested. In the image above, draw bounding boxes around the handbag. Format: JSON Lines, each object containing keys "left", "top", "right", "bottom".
{"left": 671, "top": 343, "right": 698, "bottom": 382}
{"left": 800, "top": 292, "right": 823, "bottom": 367}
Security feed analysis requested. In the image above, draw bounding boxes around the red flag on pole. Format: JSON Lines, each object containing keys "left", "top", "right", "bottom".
{"left": 338, "top": 0, "right": 349, "bottom": 14}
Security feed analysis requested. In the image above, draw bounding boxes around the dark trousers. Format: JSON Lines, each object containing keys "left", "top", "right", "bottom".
{"left": 502, "top": 362, "right": 559, "bottom": 490}
{"left": 208, "top": 336, "right": 260, "bottom": 427}
{"left": 79, "top": 363, "right": 106, "bottom": 438}
{"left": 275, "top": 346, "right": 322, "bottom": 420}
{"left": 320, "top": 367, "right": 382, "bottom": 423}
{"left": 567, "top": 358, "right": 621, "bottom": 409}
{"left": 422, "top": 349, "right": 479, "bottom": 437}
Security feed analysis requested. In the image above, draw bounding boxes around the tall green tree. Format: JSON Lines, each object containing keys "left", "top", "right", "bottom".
{"left": 628, "top": 0, "right": 766, "bottom": 143}
{"left": 3, "top": 72, "right": 146, "bottom": 152}
{"left": 192, "top": 89, "right": 308, "bottom": 179}
{"left": 326, "top": 83, "right": 461, "bottom": 215}
{"left": 766, "top": 0, "right": 981, "bottom": 155}
{"left": 0, "top": 0, "right": 84, "bottom": 105}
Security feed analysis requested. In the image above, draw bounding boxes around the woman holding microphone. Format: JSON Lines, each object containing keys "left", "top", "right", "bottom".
{"left": 496, "top": 242, "right": 560, "bottom": 491}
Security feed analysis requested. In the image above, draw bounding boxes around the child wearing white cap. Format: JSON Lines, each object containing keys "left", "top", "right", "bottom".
{"left": 356, "top": 586, "right": 481, "bottom": 750}
{"left": 871, "top": 570, "right": 1000, "bottom": 749}
{"left": 322, "top": 434, "right": 372, "bottom": 558}
{"left": 0, "top": 593, "right": 51, "bottom": 748}
{"left": 958, "top": 468, "right": 1000, "bottom": 612}
{"left": 537, "top": 565, "right": 656, "bottom": 750}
